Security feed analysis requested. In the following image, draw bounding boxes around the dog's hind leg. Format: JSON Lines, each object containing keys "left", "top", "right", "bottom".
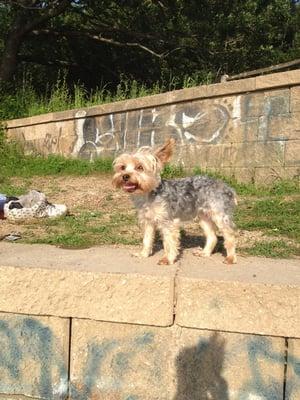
{"left": 211, "top": 211, "right": 237, "bottom": 264}
{"left": 193, "top": 216, "right": 217, "bottom": 258}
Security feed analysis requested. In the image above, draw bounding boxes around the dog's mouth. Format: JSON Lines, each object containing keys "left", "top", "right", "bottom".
{"left": 123, "top": 182, "right": 139, "bottom": 193}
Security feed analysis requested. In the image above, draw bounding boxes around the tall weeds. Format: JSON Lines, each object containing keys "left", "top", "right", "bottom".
{"left": 0, "top": 73, "right": 209, "bottom": 121}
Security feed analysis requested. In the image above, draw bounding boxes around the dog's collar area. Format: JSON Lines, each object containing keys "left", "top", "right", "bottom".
{"left": 149, "top": 181, "right": 164, "bottom": 199}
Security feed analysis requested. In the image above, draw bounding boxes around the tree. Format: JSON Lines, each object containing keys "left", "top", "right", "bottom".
{"left": 0, "top": 0, "right": 73, "bottom": 81}
{"left": 0, "top": 0, "right": 299, "bottom": 91}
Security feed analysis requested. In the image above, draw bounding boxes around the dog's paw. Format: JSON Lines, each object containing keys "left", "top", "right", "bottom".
{"left": 157, "top": 256, "right": 176, "bottom": 265}
{"left": 223, "top": 255, "right": 237, "bottom": 265}
{"left": 193, "top": 248, "right": 211, "bottom": 258}
{"left": 157, "top": 256, "right": 171, "bottom": 265}
{"left": 131, "top": 251, "right": 150, "bottom": 259}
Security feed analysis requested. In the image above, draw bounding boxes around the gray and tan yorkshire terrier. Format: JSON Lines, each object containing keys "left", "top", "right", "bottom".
{"left": 112, "top": 138, "right": 237, "bottom": 265}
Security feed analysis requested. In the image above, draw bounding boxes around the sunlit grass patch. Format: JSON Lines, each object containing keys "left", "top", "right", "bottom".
{"left": 242, "top": 240, "right": 300, "bottom": 258}
{"left": 24, "top": 210, "right": 140, "bottom": 248}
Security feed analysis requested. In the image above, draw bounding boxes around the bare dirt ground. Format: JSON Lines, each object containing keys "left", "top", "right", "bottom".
{"left": 0, "top": 175, "right": 298, "bottom": 257}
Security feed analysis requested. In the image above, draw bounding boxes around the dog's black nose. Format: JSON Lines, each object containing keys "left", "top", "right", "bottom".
{"left": 123, "top": 174, "right": 130, "bottom": 181}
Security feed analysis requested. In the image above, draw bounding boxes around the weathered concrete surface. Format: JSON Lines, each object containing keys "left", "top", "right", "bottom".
{"left": 286, "top": 339, "right": 300, "bottom": 400}
{"left": 70, "top": 319, "right": 176, "bottom": 400}
{"left": 255, "top": 69, "right": 300, "bottom": 89}
{"left": 0, "top": 313, "right": 69, "bottom": 399}
{"left": 174, "top": 328, "right": 286, "bottom": 400}
{"left": 0, "top": 242, "right": 300, "bottom": 399}
{"left": 1, "top": 242, "right": 300, "bottom": 337}
{"left": 0, "top": 242, "right": 175, "bottom": 327}
{"left": 70, "top": 320, "right": 287, "bottom": 400}
{"left": 176, "top": 252, "right": 300, "bottom": 338}
{"left": 291, "top": 85, "right": 300, "bottom": 112}
{"left": 5, "top": 70, "right": 300, "bottom": 184}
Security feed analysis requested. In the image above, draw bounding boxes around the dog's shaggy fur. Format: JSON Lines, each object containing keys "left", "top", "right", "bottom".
{"left": 113, "top": 139, "right": 237, "bottom": 265}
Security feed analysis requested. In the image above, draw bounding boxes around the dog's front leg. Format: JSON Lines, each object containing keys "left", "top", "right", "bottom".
{"left": 132, "top": 221, "right": 155, "bottom": 259}
{"left": 158, "top": 223, "right": 180, "bottom": 265}
{"left": 141, "top": 222, "right": 156, "bottom": 257}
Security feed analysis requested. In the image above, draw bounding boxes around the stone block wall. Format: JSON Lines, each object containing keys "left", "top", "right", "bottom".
{"left": 1, "top": 316, "right": 296, "bottom": 400}
{"left": 0, "top": 242, "right": 300, "bottom": 399}
{"left": 5, "top": 70, "right": 300, "bottom": 184}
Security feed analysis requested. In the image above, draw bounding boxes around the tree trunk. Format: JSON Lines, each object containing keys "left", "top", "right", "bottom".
{"left": 0, "top": 26, "right": 24, "bottom": 82}
{"left": 0, "top": 1, "right": 71, "bottom": 82}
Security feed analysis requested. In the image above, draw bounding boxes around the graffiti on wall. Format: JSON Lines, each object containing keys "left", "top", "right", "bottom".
{"left": 71, "top": 330, "right": 162, "bottom": 400}
{"left": 0, "top": 317, "right": 161, "bottom": 400}
{"left": 71, "top": 103, "right": 231, "bottom": 161}
{"left": 65, "top": 90, "right": 293, "bottom": 171}
{"left": 1, "top": 317, "right": 300, "bottom": 400}
{"left": 0, "top": 317, "right": 67, "bottom": 399}
{"left": 12, "top": 88, "right": 299, "bottom": 178}
{"left": 175, "top": 334, "right": 300, "bottom": 400}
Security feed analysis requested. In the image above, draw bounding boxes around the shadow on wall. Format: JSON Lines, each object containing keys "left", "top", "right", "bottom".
{"left": 174, "top": 332, "right": 229, "bottom": 400}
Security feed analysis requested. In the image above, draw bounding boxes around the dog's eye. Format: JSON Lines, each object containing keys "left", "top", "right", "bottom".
{"left": 136, "top": 165, "right": 144, "bottom": 171}
{"left": 120, "top": 165, "right": 126, "bottom": 171}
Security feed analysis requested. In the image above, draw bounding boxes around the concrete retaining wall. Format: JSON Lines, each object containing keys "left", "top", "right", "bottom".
{"left": 5, "top": 70, "right": 300, "bottom": 184}
{"left": 0, "top": 242, "right": 300, "bottom": 399}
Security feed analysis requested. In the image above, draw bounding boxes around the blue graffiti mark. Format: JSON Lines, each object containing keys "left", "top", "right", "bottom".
{"left": 0, "top": 320, "right": 157, "bottom": 399}
{"left": 0, "top": 320, "right": 21, "bottom": 379}
{"left": 285, "top": 350, "right": 300, "bottom": 400}
{"left": 2, "top": 316, "right": 299, "bottom": 400}
{"left": 112, "top": 351, "right": 131, "bottom": 376}
{"left": 240, "top": 337, "right": 283, "bottom": 400}
{"left": 71, "top": 331, "right": 156, "bottom": 399}
{"left": 0, "top": 317, "right": 68, "bottom": 399}
{"left": 289, "top": 353, "right": 300, "bottom": 376}
{"left": 242, "top": 93, "right": 290, "bottom": 144}
{"left": 237, "top": 336, "right": 300, "bottom": 400}
{"left": 71, "top": 340, "right": 118, "bottom": 400}
{"left": 134, "top": 331, "right": 154, "bottom": 346}
{"left": 22, "top": 318, "right": 63, "bottom": 399}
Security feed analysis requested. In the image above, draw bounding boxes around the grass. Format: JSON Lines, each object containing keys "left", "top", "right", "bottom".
{"left": 0, "top": 132, "right": 113, "bottom": 180}
{"left": 0, "top": 172, "right": 299, "bottom": 258}
{"left": 0, "top": 132, "right": 299, "bottom": 258}
{"left": 0, "top": 73, "right": 212, "bottom": 121}
{"left": 242, "top": 241, "right": 300, "bottom": 258}
{"left": 236, "top": 198, "right": 300, "bottom": 241}
{"left": 25, "top": 211, "right": 141, "bottom": 248}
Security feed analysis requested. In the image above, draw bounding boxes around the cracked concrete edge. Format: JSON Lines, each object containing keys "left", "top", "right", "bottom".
{"left": 175, "top": 253, "right": 300, "bottom": 338}
{"left": 5, "top": 70, "right": 300, "bottom": 128}
{"left": 0, "top": 264, "right": 175, "bottom": 327}
{"left": 0, "top": 243, "right": 300, "bottom": 336}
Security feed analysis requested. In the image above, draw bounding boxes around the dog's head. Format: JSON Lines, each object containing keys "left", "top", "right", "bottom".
{"left": 112, "top": 138, "right": 175, "bottom": 194}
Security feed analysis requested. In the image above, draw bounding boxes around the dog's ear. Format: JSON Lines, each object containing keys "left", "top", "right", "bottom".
{"left": 155, "top": 138, "right": 175, "bottom": 165}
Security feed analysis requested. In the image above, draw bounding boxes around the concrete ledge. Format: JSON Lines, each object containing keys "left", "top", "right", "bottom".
{"left": 0, "top": 243, "right": 175, "bottom": 327}
{"left": 0, "top": 243, "right": 300, "bottom": 399}
{"left": 176, "top": 254, "right": 300, "bottom": 338}
{"left": 1, "top": 243, "right": 300, "bottom": 338}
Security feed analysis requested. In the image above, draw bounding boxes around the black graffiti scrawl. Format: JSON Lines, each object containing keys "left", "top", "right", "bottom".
{"left": 72, "top": 101, "right": 230, "bottom": 160}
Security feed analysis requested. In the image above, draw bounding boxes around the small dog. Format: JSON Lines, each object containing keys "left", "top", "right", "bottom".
{"left": 112, "top": 139, "right": 237, "bottom": 265}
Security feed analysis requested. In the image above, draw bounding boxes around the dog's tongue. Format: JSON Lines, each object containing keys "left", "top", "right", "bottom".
{"left": 123, "top": 183, "right": 137, "bottom": 192}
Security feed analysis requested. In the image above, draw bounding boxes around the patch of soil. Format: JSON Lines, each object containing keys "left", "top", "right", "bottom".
{"left": 0, "top": 175, "right": 297, "bottom": 254}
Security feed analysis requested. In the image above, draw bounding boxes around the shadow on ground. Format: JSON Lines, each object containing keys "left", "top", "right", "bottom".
{"left": 153, "top": 233, "right": 225, "bottom": 256}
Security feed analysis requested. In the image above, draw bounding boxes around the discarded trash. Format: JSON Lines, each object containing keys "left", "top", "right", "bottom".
{"left": 0, "top": 194, "right": 6, "bottom": 220}
{"left": 2, "top": 233, "right": 22, "bottom": 242}
{"left": 0, "top": 190, "right": 68, "bottom": 221}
